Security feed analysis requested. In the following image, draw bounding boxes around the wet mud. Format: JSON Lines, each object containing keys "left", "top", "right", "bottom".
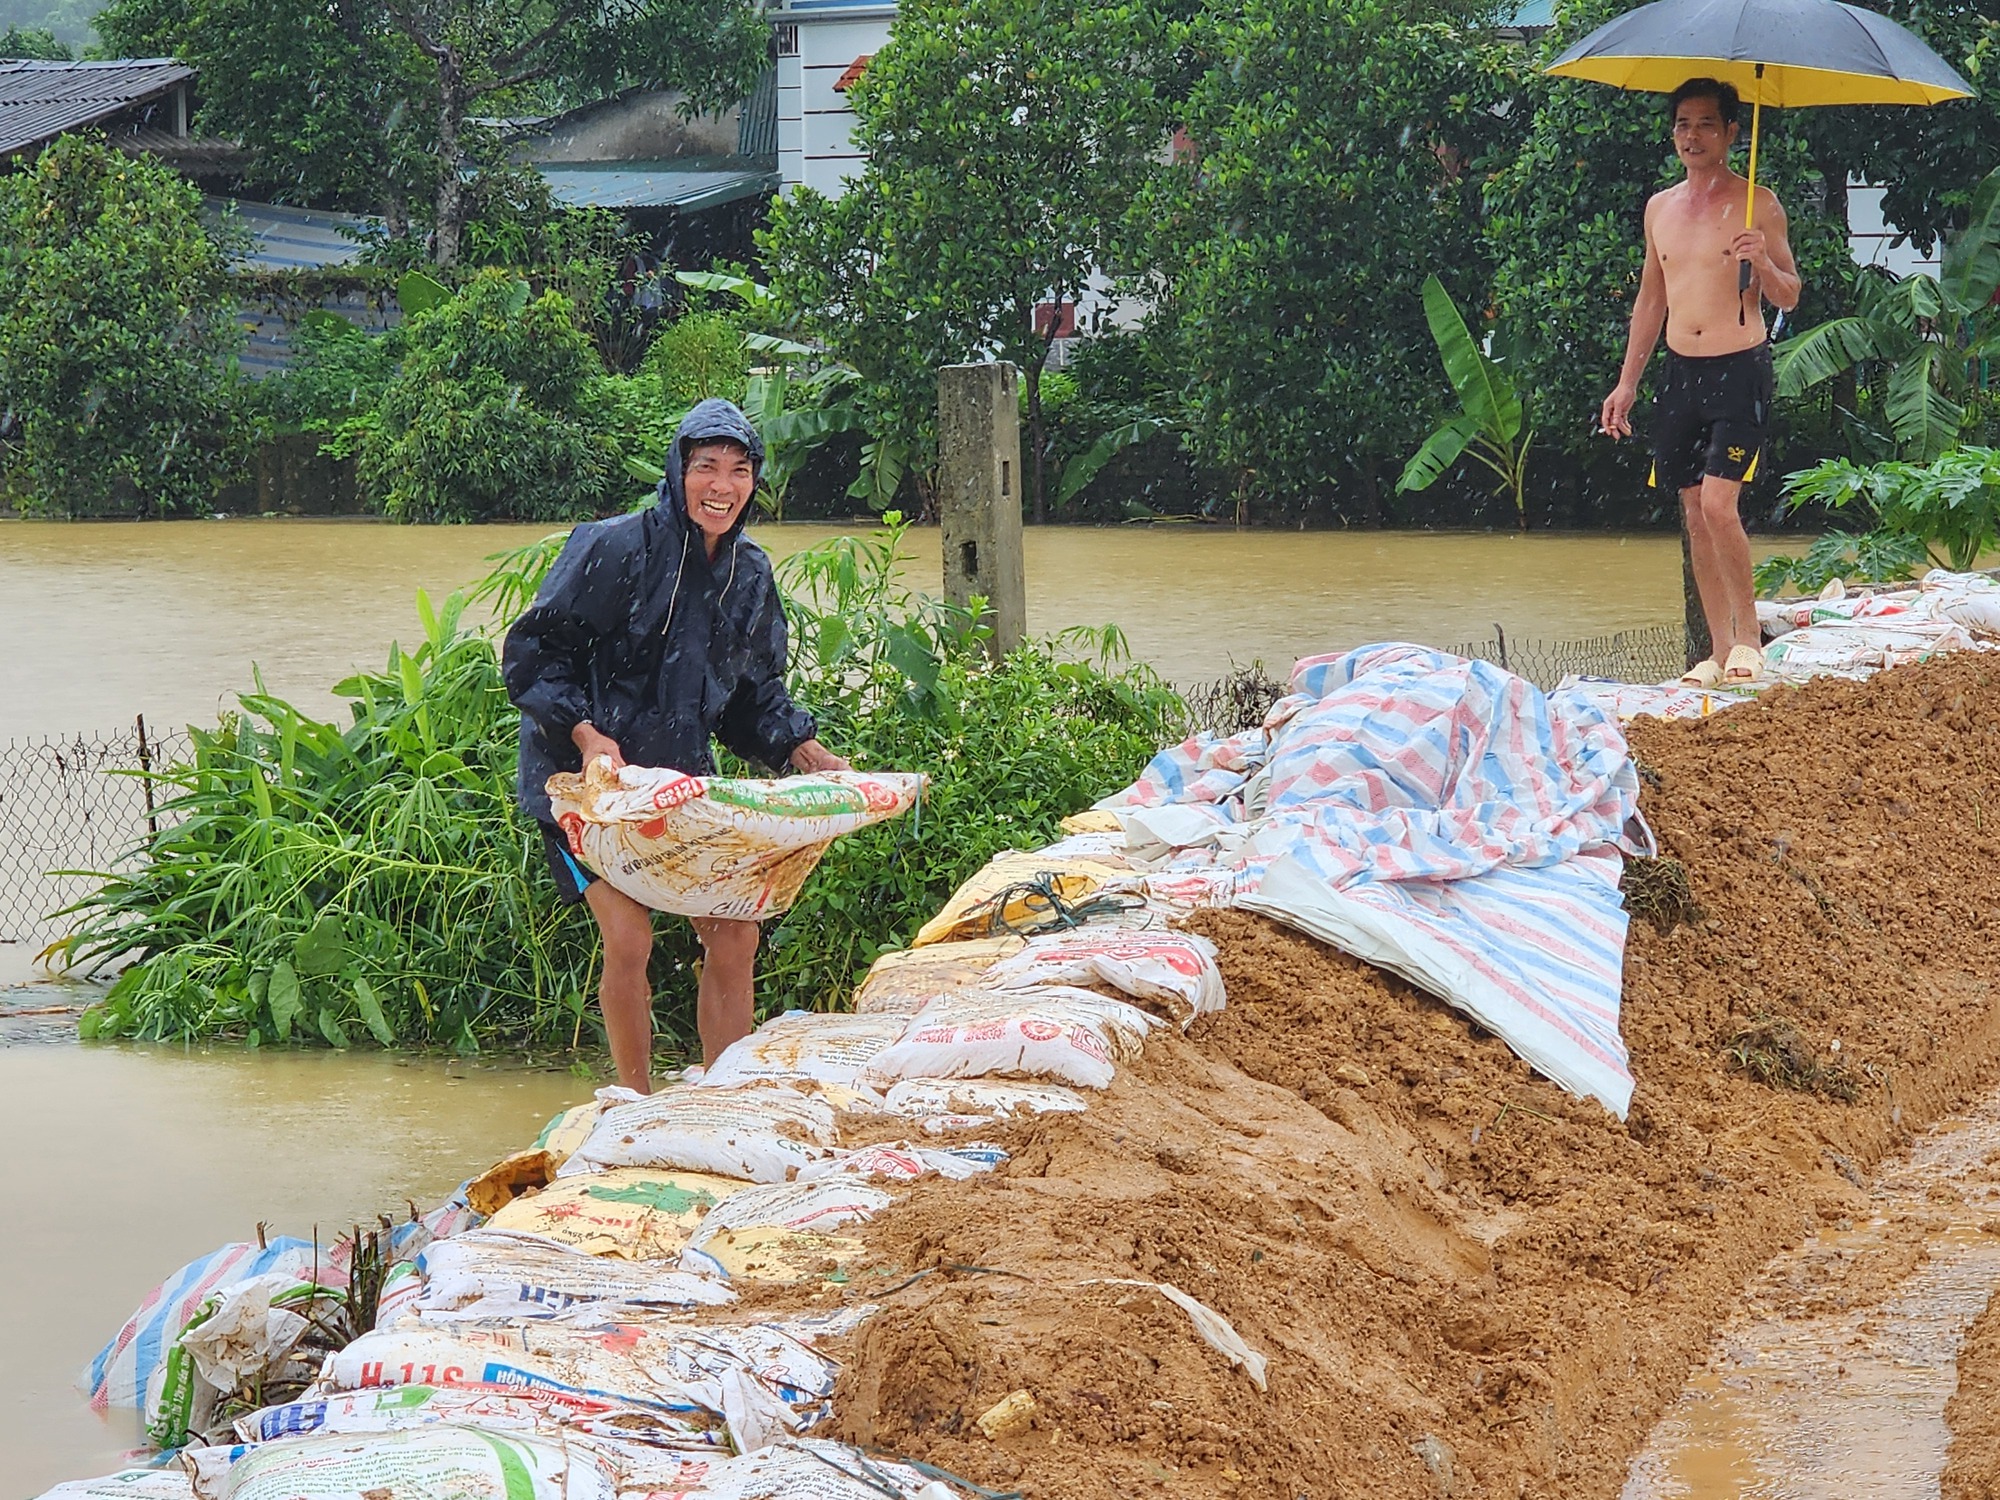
{"left": 778, "top": 654, "right": 2000, "bottom": 1499}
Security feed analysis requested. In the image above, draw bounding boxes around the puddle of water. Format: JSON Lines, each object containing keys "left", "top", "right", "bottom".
{"left": 1624, "top": 1099, "right": 2000, "bottom": 1499}
{"left": 0, "top": 1030, "right": 589, "bottom": 1495}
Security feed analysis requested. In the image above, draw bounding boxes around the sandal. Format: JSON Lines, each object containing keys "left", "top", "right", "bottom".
{"left": 1724, "top": 644, "right": 1763, "bottom": 684}
{"left": 1680, "top": 658, "right": 1724, "bottom": 689}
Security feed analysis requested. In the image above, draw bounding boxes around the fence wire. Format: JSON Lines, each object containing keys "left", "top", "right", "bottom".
{"left": 3, "top": 626, "right": 1686, "bottom": 949}
{"left": 1448, "top": 623, "right": 1687, "bottom": 693}
{"left": 1179, "top": 625, "right": 1688, "bottom": 734}
{"left": 0, "top": 720, "right": 188, "bottom": 949}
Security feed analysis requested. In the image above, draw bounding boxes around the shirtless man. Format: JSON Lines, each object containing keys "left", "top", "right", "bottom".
{"left": 1600, "top": 77, "right": 1801, "bottom": 687}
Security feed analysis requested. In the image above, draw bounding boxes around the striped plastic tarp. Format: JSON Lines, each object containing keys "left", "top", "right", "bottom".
{"left": 79, "top": 1201, "right": 476, "bottom": 1414}
{"left": 1100, "top": 643, "right": 1652, "bottom": 1118}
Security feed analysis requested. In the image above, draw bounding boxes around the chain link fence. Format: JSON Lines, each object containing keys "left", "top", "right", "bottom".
{"left": 1179, "top": 624, "right": 1687, "bottom": 733}
{"left": 1448, "top": 623, "right": 1686, "bottom": 692}
{"left": 0, "top": 719, "right": 188, "bottom": 952}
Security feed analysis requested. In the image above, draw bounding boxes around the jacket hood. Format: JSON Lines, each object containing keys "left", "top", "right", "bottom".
{"left": 659, "top": 398, "right": 765, "bottom": 543}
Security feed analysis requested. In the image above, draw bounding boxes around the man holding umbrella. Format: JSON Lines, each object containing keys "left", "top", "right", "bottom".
{"left": 1553, "top": 0, "right": 1973, "bottom": 685}
{"left": 1600, "top": 76, "right": 1800, "bottom": 687}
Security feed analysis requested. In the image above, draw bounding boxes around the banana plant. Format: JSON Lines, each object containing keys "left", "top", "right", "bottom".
{"left": 1056, "top": 418, "right": 1166, "bottom": 513}
{"left": 1398, "top": 275, "right": 1533, "bottom": 528}
{"left": 1775, "top": 164, "right": 2000, "bottom": 462}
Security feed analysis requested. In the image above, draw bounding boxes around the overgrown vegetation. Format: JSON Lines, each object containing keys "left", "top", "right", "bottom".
{"left": 0, "top": 136, "right": 253, "bottom": 517}
{"left": 1755, "top": 446, "right": 2000, "bottom": 595}
{"left": 357, "top": 270, "right": 628, "bottom": 522}
{"left": 10, "top": 0, "right": 2000, "bottom": 529}
{"left": 55, "top": 520, "right": 1184, "bottom": 1051}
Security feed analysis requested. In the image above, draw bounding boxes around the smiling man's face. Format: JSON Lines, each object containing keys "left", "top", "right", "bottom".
{"left": 683, "top": 440, "right": 756, "bottom": 547}
{"left": 1672, "top": 96, "right": 1737, "bottom": 171}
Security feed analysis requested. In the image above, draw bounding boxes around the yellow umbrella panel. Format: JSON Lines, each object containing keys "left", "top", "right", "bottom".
{"left": 1548, "top": 0, "right": 1974, "bottom": 277}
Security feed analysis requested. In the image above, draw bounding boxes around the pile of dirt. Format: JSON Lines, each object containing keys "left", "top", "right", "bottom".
{"left": 808, "top": 654, "right": 2000, "bottom": 1500}
{"left": 1947, "top": 1294, "right": 2000, "bottom": 1500}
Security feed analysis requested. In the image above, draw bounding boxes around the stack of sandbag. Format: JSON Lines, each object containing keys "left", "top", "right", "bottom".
{"left": 50, "top": 789, "right": 1240, "bottom": 1500}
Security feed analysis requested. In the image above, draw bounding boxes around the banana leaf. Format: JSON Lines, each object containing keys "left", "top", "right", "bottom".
{"left": 1396, "top": 413, "right": 1480, "bottom": 494}
{"left": 1057, "top": 419, "right": 1165, "bottom": 510}
{"left": 1883, "top": 344, "right": 1963, "bottom": 460}
{"left": 1941, "top": 165, "right": 2000, "bottom": 316}
{"left": 1420, "top": 274, "right": 1518, "bottom": 442}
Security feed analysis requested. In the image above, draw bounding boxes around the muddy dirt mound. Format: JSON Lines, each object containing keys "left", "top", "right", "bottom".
{"left": 817, "top": 655, "right": 2000, "bottom": 1500}
{"left": 1947, "top": 1293, "right": 2000, "bottom": 1500}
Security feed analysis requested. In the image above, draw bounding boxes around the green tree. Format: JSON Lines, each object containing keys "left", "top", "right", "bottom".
{"left": 760, "top": 0, "right": 1169, "bottom": 521}
{"left": 95, "top": 0, "right": 766, "bottom": 260}
{"left": 1484, "top": 0, "right": 1666, "bottom": 507}
{"left": 0, "top": 0, "right": 94, "bottom": 48}
{"left": 1150, "top": 0, "right": 1523, "bottom": 521}
{"left": 96, "top": 0, "right": 431, "bottom": 220}
{"left": 0, "top": 136, "right": 250, "bottom": 517}
{"left": 358, "top": 269, "right": 626, "bottom": 521}
{"left": 0, "top": 21, "right": 70, "bottom": 53}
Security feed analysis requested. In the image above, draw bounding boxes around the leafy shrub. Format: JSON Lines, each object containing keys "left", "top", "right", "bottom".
{"left": 257, "top": 315, "right": 408, "bottom": 455}
{"left": 358, "top": 270, "right": 625, "bottom": 522}
{"left": 59, "top": 521, "right": 1185, "bottom": 1051}
{"left": 1755, "top": 446, "right": 2000, "bottom": 595}
{"left": 587, "top": 370, "right": 677, "bottom": 491}
{"left": 0, "top": 135, "right": 253, "bottom": 517}
{"left": 644, "top": 310, "right": 750, "bottom": 409}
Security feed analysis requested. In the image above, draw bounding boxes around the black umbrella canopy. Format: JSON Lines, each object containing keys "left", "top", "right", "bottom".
{"left": 1547, "top": 0, "right": 1974, "bottom": 106}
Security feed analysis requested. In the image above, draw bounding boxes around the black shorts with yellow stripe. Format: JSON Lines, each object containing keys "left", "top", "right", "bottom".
{"left": 1649, "top": 341, "right": 1774, "bottom": 492}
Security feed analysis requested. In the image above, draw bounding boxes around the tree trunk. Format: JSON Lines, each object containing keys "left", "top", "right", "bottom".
{"left": 1026, "top": 361, "right": 1047, "bottom": 524}
{"left": 1352, "top": 458, "right": 1383, "bottom": 526}
{"left": 432, "top": 65, "right": 468, "bottom": 268}
{"left": 1681, "top": 527, "right": 1712, "bottom": 669}
{"left": 1818, "top": 156, "right": 1860, "bottom": 416}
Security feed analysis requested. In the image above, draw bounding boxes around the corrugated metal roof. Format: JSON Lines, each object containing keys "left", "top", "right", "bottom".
{"left": 535, "top": 159, "right": 777, "bottom": 212}
{"left": 0, "top": 58, "right": 193, "bottom": 158}
{"left": 737, "top": 68, "right": 778, "bottom": 161}
{"left": 1499, "top": 0, "right": 1553, "bottom": 30}
{"left": 207, "top": 196, "right": 377, "bottom": 271}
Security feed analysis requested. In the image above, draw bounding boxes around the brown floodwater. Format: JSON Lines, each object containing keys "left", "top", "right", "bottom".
{"left": 0, "top": 1013, "right": 589, "bottom": 1494}
{"left": 0, "top": 517, "right": 1809, "bottom": 740}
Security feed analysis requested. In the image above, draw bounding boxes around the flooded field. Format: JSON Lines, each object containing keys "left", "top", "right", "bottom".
{"left": 0, "top": 1008, "right": 587, "bottom": 1493}
{"left": 0, "top": 518, "right": 1809, "bottom": 739}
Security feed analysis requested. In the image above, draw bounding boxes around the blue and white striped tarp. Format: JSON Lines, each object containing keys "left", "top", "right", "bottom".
{"left": 1100, "top": 643, "right": 1653, "bottom": 1117}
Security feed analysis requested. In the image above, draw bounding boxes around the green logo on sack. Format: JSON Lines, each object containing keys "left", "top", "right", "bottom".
{"left": 584, "top": 1179, "right": 721, "bottom": 1214}
{"left": 704, "top": 780, "right": 865, "bottom": 816}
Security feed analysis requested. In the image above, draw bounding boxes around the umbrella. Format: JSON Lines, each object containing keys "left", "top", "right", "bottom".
{"left": 1547, "top": 0, "right": 1974, "bottom": 302}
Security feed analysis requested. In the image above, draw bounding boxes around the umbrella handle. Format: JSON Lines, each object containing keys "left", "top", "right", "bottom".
{"left": 1739, "top": 68, "right": 1763, "bottom": 320}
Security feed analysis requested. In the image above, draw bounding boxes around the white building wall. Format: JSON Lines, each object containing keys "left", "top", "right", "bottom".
{"left": 772, "top": 3, "right": 895, "bottom": 200}
{"left": 1847, "top": 180, "right": 1941, "bottom": 280}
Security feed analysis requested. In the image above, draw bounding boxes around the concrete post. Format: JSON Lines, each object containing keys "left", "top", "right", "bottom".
{"left": 937, "top": 361, "right": 1026, "bottom": 659}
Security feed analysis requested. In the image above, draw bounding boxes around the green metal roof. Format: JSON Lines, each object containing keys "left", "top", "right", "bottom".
{"left": 534, "top": 158, "right": 778, "bottom": 212}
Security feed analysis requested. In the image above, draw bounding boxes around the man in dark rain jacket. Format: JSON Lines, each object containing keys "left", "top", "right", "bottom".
{"left": 503, "top": 399, "right": 847, "bottom": 1093}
